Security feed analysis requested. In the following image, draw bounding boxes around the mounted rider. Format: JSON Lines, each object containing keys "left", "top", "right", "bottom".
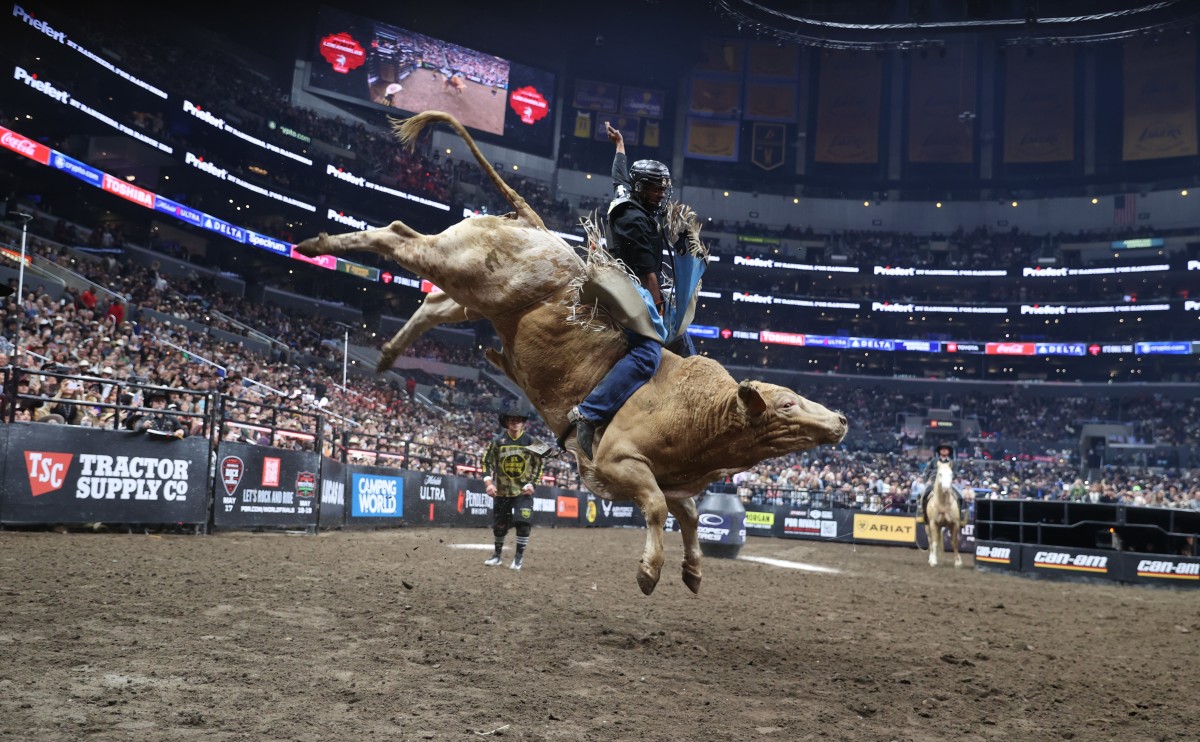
{"left": 915, "top": 443, "right": 967, "bottom": 524}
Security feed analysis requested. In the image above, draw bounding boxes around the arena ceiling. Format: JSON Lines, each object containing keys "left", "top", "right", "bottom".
{"left": 713, "top": 1, "right": 1200, "bottom": 49}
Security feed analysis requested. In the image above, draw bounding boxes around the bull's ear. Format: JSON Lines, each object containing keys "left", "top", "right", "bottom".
{"left": 737, "top": 381, "right": 768, "bottom": 418}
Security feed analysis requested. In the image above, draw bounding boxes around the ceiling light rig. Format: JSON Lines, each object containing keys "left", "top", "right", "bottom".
{"left": 712, "top": 0, "right": 1200, "bottom": 50}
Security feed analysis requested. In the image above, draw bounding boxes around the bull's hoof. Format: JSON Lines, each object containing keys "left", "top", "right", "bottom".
{"left": 375, "top": 349, "right": 398, "bottom": 373}
{"left": 682, "top": 568, "right": 701, "bottom": 594}
{"left": 294, "top": 234, "right": 329, "bottom": 257}
{"left": 637, "top": 565, "right": 660, "bottom": 595}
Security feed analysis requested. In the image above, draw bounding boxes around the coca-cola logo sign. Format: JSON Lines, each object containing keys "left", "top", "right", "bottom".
{"left": 508, "top": 86, "right": 549, "bottom": 124}
{"left": 319, "top": 32, "right": 366, "bottom": 74}
{"left": 0, "top": 126, "right": 49, "bottom": 164}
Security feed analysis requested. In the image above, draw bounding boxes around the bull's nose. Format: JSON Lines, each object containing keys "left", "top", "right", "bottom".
{"left": 837, "top": 414, "right": 847, "bottom": 427}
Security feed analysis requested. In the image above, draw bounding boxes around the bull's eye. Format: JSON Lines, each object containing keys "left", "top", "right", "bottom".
{"left": 780, "top": 400, "right": 795, "bottom": 410}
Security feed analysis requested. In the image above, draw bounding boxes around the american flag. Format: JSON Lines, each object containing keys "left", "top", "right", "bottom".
{"left": 1113, "top": 193, "right": 1137, "bottom": 226}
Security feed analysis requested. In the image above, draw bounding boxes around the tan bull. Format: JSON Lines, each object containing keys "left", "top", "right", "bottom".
{"left": 297, "top": 111, "right": 847, "bottom": 594}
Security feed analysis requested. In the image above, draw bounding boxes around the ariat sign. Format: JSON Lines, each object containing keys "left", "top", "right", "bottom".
{"left": 1135, "top": 559, "right": 1199, "bottom": 580}
{"left": 852, "top": 514, "right": 915, "bottom": 543}
{"left": 1033, "top": 550, "right": 1108, "bottom": 573}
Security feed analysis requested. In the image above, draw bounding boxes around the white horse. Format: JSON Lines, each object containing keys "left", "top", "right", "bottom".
{"left": 925, "top": 460, "right": 963, "bottom": 568}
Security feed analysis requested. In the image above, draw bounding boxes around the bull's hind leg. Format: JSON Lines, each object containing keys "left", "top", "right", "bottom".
{"left": 377, "top": 292, "right": 479, "bottom": 372}
{"left": 666, "top": 495, "right": 702, "bottom": 594}
{"left": 295, "top": 222, "right": 426, "bottom": 265}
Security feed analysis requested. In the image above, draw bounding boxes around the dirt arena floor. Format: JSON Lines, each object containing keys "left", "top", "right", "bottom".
{"left": 1, "top": 526, "right": 1196, "bottom": 741}
{"left": 373, "top": 71, "right": 506, "bottom": 135}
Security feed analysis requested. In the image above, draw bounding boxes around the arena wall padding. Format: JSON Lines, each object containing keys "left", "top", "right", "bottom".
{"left": 213, "top": 441, "right": 319, "bottom": 529}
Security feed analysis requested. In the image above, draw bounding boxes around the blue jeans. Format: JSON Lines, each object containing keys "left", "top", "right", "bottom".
{"left": 576, "top": 330, "right": 662, "bottom": 424}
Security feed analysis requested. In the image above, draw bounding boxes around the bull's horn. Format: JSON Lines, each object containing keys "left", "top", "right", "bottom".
{"left": 737, "top": 381, "right": 768, "bottom": 417}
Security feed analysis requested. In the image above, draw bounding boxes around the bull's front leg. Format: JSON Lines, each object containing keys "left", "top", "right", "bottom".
{"left": 377, "top": 292, "right": 479, "bottom": 372}
{"left": 600, "top": 458, "right": 668, "bottom": 595}
{"left": 666, "top": 495, "right": 702, "bottom": 594}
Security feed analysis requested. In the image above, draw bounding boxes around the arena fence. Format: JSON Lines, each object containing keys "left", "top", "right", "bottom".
{"left": 2, "top": 371, "right": 1195, "bottom": 589}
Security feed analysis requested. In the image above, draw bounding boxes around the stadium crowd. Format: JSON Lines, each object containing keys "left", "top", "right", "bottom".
{"left": 2, "top": 204, "right": 1198, "bottom": 510}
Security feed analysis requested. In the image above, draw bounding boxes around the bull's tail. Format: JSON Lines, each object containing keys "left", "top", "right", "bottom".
{"left": 391, "top": 111, "right": 546, "bottom": 231}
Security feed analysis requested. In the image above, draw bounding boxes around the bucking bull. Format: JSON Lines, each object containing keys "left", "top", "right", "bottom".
{"left": 297, "top": 111, "right": 848, "bottom": 594}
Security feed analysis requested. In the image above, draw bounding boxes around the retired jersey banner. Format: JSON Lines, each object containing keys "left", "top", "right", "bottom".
{"left": 573, "top": 110, "right": 592, "bottom": 139}
{"left": 1122, "top": 33, "right": 1198, "bottom": 161}
{"left": 908, "top": 41, "right": 976, "bottom": 163}
{"left": 1, "top": 424, "right": 210, "bottom": 525}
{"left": 745, "top": 81, "right": 797, "bottom": 122}
{"left": 643, "top": 119, "right": 661, "bottom": 148}
{"left": 814, "top": 50, "right": 882, "bottom": 163}
{"left": 689, "top": 76, "right": 742, "bottom": 118}
{"left": 695, "top": 38, "right": 745, "bottom": 76}
{"left": 748, "top": 42, "right": 799, "bottom": 80}
{"left": 685, "top": 118, "right": 740, "bottom": 161}
{"left": 213, "top": 441, "right": 319, "bottom": 528}
{"left": 751, "top": 122, "right": 787, "bottom": 170}
{"left": 1003, "top": 46, "right": 1075, "bottom": 163}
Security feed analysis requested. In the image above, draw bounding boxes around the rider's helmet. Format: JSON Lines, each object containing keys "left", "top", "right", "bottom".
{"left": 629, "top": 159, "right": 672, "bottom": 214}
{"left": 497, "top": 398, "right": 532, "bottom": 429}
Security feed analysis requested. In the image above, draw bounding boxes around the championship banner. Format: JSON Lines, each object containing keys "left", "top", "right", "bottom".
{"left": 688, "top": 76, "right": 742, "bottom": 118}
{"left": 573, "top": 79, "right": 619, "bottom": 112}
{"left": 1003, "top": 46, "right": 1075, "bottom": 163}
{"left": 593, "top": 115, "right": 639, "bottom": 145}
{"left": 748, "top": 42, "right": 799, "bottom": 79}
{"left": 1122, "top": 33, "right": 1198, "bottom": 161}
{"left": 908, "top": 41, "right": 976, "bottom": 163}
{"left": 1, "top": 424, "right": 209, "bottom": 525}
{"left": 318, "top": 456, "right": 346, "bottom": 529}
{"left": 685, "top": 118, "right": 739, "bottom": 161}
{"left": 695, "top": 38, "right": 745, "bottom": 76}
{"left": 620, "top": 86, "right": 665, "bottom": 119}
{"left": 213, "top": 441, "right": 319, "bottom": 528}
{"left": 852, "top": 513, "right": 917, "bottom": 544}
{"left": 744, "top": 82, "right": 797, "bottom": 122}
{"left": 751, "top": 122, "right": 786, "bottom": 170}
{"left": 573, "top": 110, "right": 592, "bottom": 139}
{"left": 813, "top": 50, "right": 882, "bottom": 163}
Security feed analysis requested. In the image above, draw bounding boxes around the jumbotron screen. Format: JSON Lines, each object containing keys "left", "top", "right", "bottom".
{"left": 308, "top": 5, "right": 556, "bottom": 155}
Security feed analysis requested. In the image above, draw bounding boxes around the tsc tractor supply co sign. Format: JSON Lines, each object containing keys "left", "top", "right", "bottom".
{"left": 2, "top": 424, "right": 209, "bottom": 524}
